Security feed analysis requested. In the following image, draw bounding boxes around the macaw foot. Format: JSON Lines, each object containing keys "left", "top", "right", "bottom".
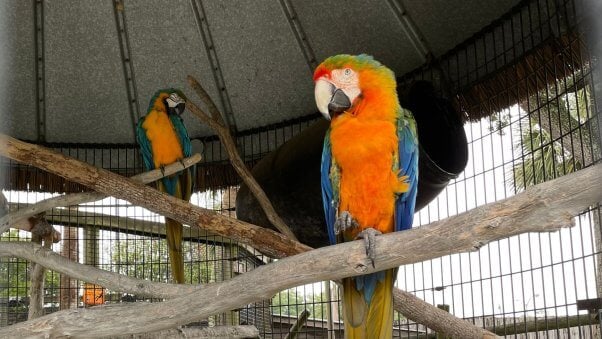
{"left": 334, "top": 211, "right": 359, "bottom": 235}
{"left": 178, "top": 158, "right": 186, "bottom": 167}
{"left": 159, "top": 165, "right": 166, "bottom": 176}
{"left": 356, "top": 228, "right": 382, "bottom": 268}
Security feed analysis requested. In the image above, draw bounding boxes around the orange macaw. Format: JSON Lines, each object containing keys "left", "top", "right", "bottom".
{"left": 315, "top": 54, "right": 418, "bottom": 338}
{"left": 136, "top": 89, "right": 193, "bottom": 284}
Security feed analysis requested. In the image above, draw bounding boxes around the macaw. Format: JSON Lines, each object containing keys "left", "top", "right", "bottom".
{"left": 314, "top": 54, "right": 418, "bottom": 338}
{"left": 136, "top": 88, "right": 193, "bottom": 284}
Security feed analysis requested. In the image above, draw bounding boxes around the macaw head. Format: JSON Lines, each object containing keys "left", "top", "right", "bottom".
{"left": 148, "top": 88, "right": 187, "bottom": 116}
{"left": 313, "top": 54, "right": 398, "bottom": 121}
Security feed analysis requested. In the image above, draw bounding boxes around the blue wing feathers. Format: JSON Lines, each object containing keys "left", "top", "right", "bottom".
{"left": 321, "top": 131, "right": 337, "bottom": 245}
{"left": 395, "top": 112, "right": 419, "bottom": 232}
{"left": 170, "top": 115, "right": 192, "bottom": 157}
{"left": 136, "top": 116, "right": 154, "bottom": 172}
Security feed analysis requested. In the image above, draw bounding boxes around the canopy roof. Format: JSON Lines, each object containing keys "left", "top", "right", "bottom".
{"left": 1, "top": 0, "right": 520, "bottom": 144}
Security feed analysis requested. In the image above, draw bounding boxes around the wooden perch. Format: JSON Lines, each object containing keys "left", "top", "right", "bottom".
{"left": 0, "top": 153, "right": 202, "bottom": 235}
{"left": 0, "top": 133, "right": 309, "bottom": 258}
{"left": 284, "top": 309, "right": 311, "bottom": 339}
{"left": 28, "top": 217, "right": 54, "bottom": 320}
{"left": 110, "top": 325, "right": 260, "bottom": 339}
{"left": 186, "top": 75, "right": 298, "bottom": 241}
{"left": 0, "top": 191, "right": 8, "bottom": 217}
{"left": 1, "top": 163, "right": 600, "bottom": 338}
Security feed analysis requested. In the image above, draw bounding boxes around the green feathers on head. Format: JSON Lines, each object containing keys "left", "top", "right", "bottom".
{"left": 320, "top": 54, "right": 395, "bottom": 80}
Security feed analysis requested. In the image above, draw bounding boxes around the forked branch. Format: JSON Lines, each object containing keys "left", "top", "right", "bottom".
{"left": 186, "top": 75, "right": 298, "bottom": 241}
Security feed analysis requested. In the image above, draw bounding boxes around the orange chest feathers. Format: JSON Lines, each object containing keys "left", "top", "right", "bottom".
{"left": 329, "top": 117, "right": 401, "bottom": 235}
{"left": 141, "top": 110, "right": 184, "bottom": 168}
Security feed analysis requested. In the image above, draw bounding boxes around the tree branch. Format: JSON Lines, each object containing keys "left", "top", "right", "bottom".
{"left": 0, "top": 133, "right": 309, "bottom": 258}
{"left": 28, "top": 222, "right": 53, "bottom": 320}
{"left": 186, "top": 75, "right": 298, "bottom": 241}
{"left": 110, "top": 325, "right": 260, "bottom": 339}
{"left": 0, "top": 242, "right": 199, "bottom": 299}
{"left": 0, "top": 153, "right": 202, "bottom": 235}
{"left": 1, "top": 163, "right": 600, "bottom": 338}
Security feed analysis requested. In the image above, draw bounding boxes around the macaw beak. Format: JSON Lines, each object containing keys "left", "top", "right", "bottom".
{"left": 166, "top": 93, "right": 186, "bottom": 115}
{"left": 314, "top": 78, "right": 352, "bottom": 120}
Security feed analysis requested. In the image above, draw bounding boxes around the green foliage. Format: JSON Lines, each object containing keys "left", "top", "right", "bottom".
{"left": 110, "top": 234, "right": 215, "bottom": 284}
{"left": 488, "top": 112, "right": 512, "bottom": 135}
{"left": 509, "top": 119, "right": 581, "bottom": 190}
{"left": 508, "top": 76, "right": 598, "bottom": 191}
{"left": 0, "top": 230, "right": 60, "bottom": 301}
{"left": 271, "top": 288, "right": 328, "bottom": 320}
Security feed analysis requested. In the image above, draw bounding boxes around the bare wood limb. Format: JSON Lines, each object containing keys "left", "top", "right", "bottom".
{"left": 284, "top": 309, "right": 311, "bottom": 339}
{"left": 1, "top": 163, "right": 600, "bottom": 338}
{"left": 0, "top": 153, "right": 202, "bottom": 235}
{"left": 0, "top": 191, "right": 8, "bottom": 217}
{"left": 394, "top": 289, "right": 495, "bottom": 339}
{"left": 109, "top": 325, "right": 260, "bottom": 339}
{"left": 0, "top": 242, "right": 199, "bottom": 299}
{"left": 0, "top": 134, "right": 308, "bottom": 258}
{"left": 186, "top": 75, "right": 298, "bottom": 241}
{"left": 28, "top": 222, "right": 53, "bottom": 320}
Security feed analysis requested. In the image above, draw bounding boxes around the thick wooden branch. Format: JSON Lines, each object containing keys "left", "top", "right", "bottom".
{"left": 284, "top": 309, "right": 311, "bottom": 339}
{"left": 0, "top": 242, "right": 199, "bottom": 299}
{"left": 0, "top": 133, "right": 310, "bottom": 258}
{"left": 28, "top": 234, "right": 52, "bottom": 320}
{"left": 0, "top": 191, "right": 8, "bottom": 217}
{"left": 0, "top": 153, "right": 202, "bottom": 235}
{"left": 110, "top": 325, "right": 260, "bottom": 339}
{"left": 1, "top": 164, "right": 600, "bottom": 338}
{"left": 186, "top": 75, "right": 298, "bottom": 241}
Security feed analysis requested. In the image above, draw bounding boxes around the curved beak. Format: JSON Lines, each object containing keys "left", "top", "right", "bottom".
{"left": 314, "top": 78, "right": 352, "bottom": 120}
{"left": 166, "top": 93, "right": 186, "bottom": 115}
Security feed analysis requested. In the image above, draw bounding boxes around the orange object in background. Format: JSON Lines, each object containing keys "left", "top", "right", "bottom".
{"left": 83, "top": 283, "right": 105, "bottom": 306}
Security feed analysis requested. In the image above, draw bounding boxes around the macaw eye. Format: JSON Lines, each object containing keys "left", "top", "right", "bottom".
{"left": 343, "top": 68, "right": 352, "bottom": 76}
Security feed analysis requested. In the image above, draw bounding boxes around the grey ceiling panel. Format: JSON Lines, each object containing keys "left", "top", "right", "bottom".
{"left": 0, "top": 1, "right": 37, "bottom": 141}
{"left": 44, "top": 0, "right": 131, "bottom": 144}
{"left": 402, "top": 0, "right": 523, "bottom": 56}
{"left": 293, "top": 0, "right": 425, "bottom": 78}
{"left": 202, "top": 0, "right": 316, "bottom": 131}
{"left": 1, "top": 1, "right": 526, "bottom": 145}
{"left": 125, "top": 0, "right": 214, "bottom": 139}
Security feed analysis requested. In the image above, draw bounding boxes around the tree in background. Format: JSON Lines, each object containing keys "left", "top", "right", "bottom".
{"left": 0, "top": 229, "right": 60, "bottom": 324}
{"left": 508, "top": 72, "right": 601, "bottom": 303}
{"left": 509, "top": 77, "right": 598, "bottom": 190}
{"left": 110, "top": 232, "right": 215, "bottom": 285}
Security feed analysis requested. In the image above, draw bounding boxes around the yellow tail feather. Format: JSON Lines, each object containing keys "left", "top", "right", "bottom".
{"left": 166, "top": 218, "right": 184, "bottom": 284}
{"left": 157, "top": 172, "right": 191, "bottom": 285}
{"left": 342, "top": 269, "right": 395, "bottom": 339}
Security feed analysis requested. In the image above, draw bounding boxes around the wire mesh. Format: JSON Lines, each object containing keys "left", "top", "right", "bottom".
{"left": 0, "top": 0, "right": 600, "bottom": 337}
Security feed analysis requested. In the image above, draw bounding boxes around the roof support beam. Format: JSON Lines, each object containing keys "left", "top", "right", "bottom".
{"left": 190, "top": 0, "right": 238, "bottom": 135}
{"left": 112, "top": 0, "right": 141, "bottom": 142}
{"left": 33, "top": 0, "right": 46, "bottom": 142}
{"left": 279, "top": 0, "right": 318, "bottom": 72}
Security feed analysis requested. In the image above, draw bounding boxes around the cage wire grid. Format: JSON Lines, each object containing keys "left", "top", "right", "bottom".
{"left": 1, "top": 0, "right": 601, "bottom": 337}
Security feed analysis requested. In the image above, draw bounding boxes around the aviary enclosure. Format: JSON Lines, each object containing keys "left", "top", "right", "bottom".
{"left": 0, "top": 0, "right": 601, "bottom": 338}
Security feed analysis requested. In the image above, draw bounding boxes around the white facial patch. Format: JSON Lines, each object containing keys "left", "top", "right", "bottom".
{"left": 331, "top": 68, "right": 361, "bottom": 104}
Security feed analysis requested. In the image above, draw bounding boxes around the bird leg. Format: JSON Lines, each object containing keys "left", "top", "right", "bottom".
{"left": 334, "top": 211, "right": 359, "bottom": 235}
{"left": 355, "top": 228, "right": 382, "bottom": 268}
{"left": 159, "top": 165, "right": 166, "bottom": 176}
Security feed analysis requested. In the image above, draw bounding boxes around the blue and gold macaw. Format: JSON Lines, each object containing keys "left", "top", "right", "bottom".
{"left": 136, "top": 88, "right": 193, "bottom": 284}
{"left": 315, "top": 55, "right": 419, "bottom": 338}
